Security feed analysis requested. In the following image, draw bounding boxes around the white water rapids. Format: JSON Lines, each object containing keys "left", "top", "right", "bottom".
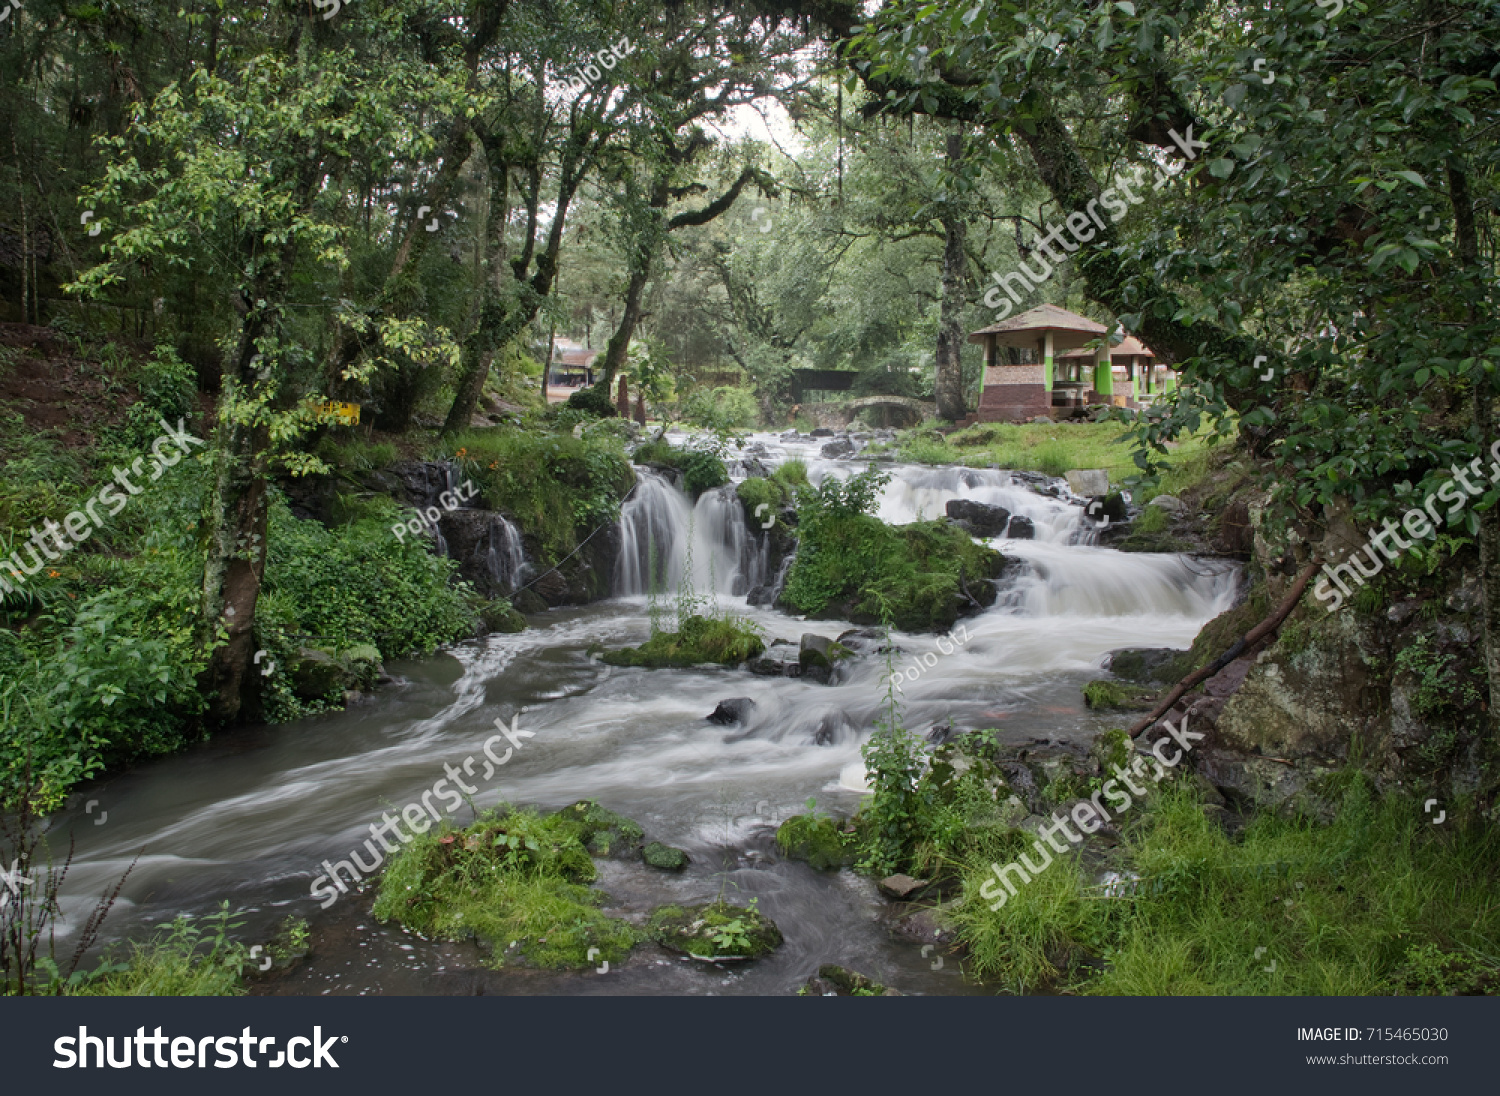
{"left": 45, "top": 431, "right": 1237, "bottom": 995}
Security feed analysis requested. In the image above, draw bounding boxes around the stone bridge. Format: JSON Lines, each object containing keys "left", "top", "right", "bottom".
{"left": 797, "top": 396, "right": 935, "bottom": 429}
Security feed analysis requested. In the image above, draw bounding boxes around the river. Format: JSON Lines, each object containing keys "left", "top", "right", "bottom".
{"left": 48, "top": 433, "right": 1238, "bottom": 995}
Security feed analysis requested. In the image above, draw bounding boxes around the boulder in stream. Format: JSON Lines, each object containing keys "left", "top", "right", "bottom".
{"left": 557, "top": 800, "right": 645, "bottom": 859}
{"left": 820, "top": 437, "right": 857, "bottom": 458}
{"left": 642, "top": 842, "right": 690, "bottom": 871}
{"left": 800, "top": 965, "right": 903, "bottom": 996}
{"left": 1006, "top": 515, "right": 1036, "bottom": 539}
{"left": 945, "top": 498, "right": 1011, "bottom": 537}
{"left": 648, "top": 901, "right": 783, "bottom": 962}
{"left": 877, "top": 874, "right": 931, "bottom": 901}
{"left": 707, "top": 697, "right": 755, "bottom": 725}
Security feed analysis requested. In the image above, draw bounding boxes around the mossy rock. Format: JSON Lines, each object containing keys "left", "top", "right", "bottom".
{"left": 1082, "top": 678, "right": 1156, "bottom": 710}
{"left": 801, "top": 964, "right": 903, "bottom": 996}
{"left": 1091, "top": 728, "right": 1134, "bottom": 774}
{"left": 556, "top": 800, "right": 645, "bottom": 859}
{"left": 291, "top": 648, "right": 349, "bottom": 699}
{"left": 648, "top": 901, "right": 783, "bottom": 961}
{"left": 642, "top": 842, "right": 689, "bottom": 871}
{"left": 480, "top": 598, "right": 527, "bottom": 634}
{"left": 601, "top": 614, "right": 765, "bottom": 668}
{"left": 371, "top": 808, "right": 638, "bottom": 970}
{"left": 775, "top": 814, "right": 856, "bottom": 870}
{"left": 1106, "top": 647, "right": 1193, "bottom": 685}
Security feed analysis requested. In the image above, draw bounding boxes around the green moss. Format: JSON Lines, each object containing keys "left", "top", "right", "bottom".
{"left": 1091, "top": 728, "right": 1134, "bottom": 774}
{"left": 648, "top": 900, "right": 783, "bottom": 960}
{"left": 735, "top": 476, "right": 786, "bottom": 523}
{"left": 633, "top": 439, "right": 728, "bottom": 498}
{"left": 772, "top": 459, "right": 810, "bottom": 491}
{"left": 775, "top": 813, "right": 856, "bottom": 870}
{"left": 782, "top": 514, "right": 1004, "bottom": 631}
{"left": 601, "top": 613, "right": 764, "bottom": 668}
{"left": 480, "top": 598, "right": 526, "bottom": 634}
{"left": 1133, "top": 505, "right": 1170, "bottom": 534}
{"left": 643, "top": 841, "right": 690, "bottom": 871}
{"left": 1083, "top": 679, "right": 1155, "bottom": 710}
{"left": 554, "top": 799, "right": 645, "bottom": 858}
{"left": 372, "top": 807, "right": 639, "bottom": 969}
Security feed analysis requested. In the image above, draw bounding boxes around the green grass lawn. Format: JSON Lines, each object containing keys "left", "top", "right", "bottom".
{"left": 877, "top": 419, "right": 1226, "bottom": 495}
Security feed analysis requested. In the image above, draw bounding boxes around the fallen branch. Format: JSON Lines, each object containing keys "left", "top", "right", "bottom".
{"left": 1127, "top": 560, "right": 1320, "bottom": 739}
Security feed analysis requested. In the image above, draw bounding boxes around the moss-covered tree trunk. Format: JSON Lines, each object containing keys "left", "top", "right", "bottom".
{"left": 1449, "top": 161, "right": 1500, "bottom": 734}
{"left": 935, "top": 130, "right": 968, "bottom": 422}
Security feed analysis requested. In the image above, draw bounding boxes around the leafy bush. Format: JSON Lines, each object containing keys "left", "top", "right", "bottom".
{"left": 566, "top": 382, "right": 618, "bottom": 418}
{"left": 258, "top": 495, "right": 476, "bottom": 662}
{"left": 120, "top": 345, "right": 197, "bottom": 448}
{"left": 631, "top": 437, "right": 727, "bottom": 499}
{"left": 681, "top": 385, "right": 758, "bottom": 430}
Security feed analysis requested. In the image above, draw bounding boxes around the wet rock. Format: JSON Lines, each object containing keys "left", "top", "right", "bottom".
{"left": 809, "top": 427, "right": 834, "bottom": 437}
{"left": 291, "top": 648, "right": 347, "bottom": 700}
{"left": 1006, "top": 515, "right": 1035, "bottom": 539}
{"left": 945, "top": 499, "right": 1011, "bottom": 537}
{"left": 512, "top": 587, "right": 549, "bottom": 615}
{"left": 1089, "top": 492, "right": 1129, "bottom": 524}
{"left": 890, "top": 908, "right": 958, "bottom": 948}
{"left": 799, "top": 633, "right": 838, "bottom": 684}
{"left": 801, "top": 965, "right": 903, "bottom": 996}
{"left": 1148, "top": 494, "right": 1186, "bottom": 512}
{"left": 478, "top": 599, "right": 526, "bottom": 634}
{"left": 642, "top": 842, "right": 690, "bottom": 871}
{"left": 1106, "top": 647, "right": 1191, "bottom": 684}
{"left": 707, "top": 697, "right": 755, "bottom": 725}
{"left": 749, "top": 642, "right": 801, "bottom": 677}
{"left": 820, "top": 438, "right": 857, "bottom": 458}
{"left": 1066, "top": 469, "right": 1110, "bottom": 497}
{"left": 648, "top": 901, "right": 783, "bottom": 961}
{"left": 877, "top": 874, "right": 931, "bottom": 901}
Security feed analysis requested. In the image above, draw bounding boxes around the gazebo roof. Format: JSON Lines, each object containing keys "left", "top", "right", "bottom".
{"left": 1058, "top": 334, "right": 1158, "bottom": 360}
{"left": 968, "top": 304, "right": 1109, "bottom": 351}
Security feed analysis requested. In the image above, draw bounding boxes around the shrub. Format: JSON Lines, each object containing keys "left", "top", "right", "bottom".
{"left": 782, "top": 470, "right": 1004, "bottom": 631}
{"left": 566, "top": 383, "right": 618, "bottom": 418}
{"left": 258, "top": 495, "right": 476, "bottom": 664}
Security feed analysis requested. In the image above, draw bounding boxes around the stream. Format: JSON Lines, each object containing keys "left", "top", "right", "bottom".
{"left": 46, "top": 433, "right": 1239, "bottom": 996}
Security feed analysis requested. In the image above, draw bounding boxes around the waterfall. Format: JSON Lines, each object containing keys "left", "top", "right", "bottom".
{"left": 615, "top": 470, "right": 695, "bottom": 597}
{"left": 614, "top": 469, "right": 765, "bottom": 600}
{"left": 485, "top": 514, "right": 529, "bottom": 593}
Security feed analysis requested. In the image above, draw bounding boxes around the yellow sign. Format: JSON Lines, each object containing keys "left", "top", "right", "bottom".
{"left": 314, "top": 401, "right": 361, "bottom": 425}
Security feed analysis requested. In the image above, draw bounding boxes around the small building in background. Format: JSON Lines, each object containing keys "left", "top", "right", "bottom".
{"left": 547, "top": 337, "right": 600, "bottom": 401}
{"left": 965, "top": 305, "right": 1172, "bottom": 423}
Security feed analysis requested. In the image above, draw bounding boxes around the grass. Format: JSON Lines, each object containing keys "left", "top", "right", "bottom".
{"left": 882, "top": 419, "right": 1222, "bottom": 488}
{"left": 600, "top": 613, "right": 765, "bottom": 668}
{"left": 372, "top": 807, "right": 639, "bottom": 969}
{"left": 952, "top": 778, "right": 1500, "bottom": 995}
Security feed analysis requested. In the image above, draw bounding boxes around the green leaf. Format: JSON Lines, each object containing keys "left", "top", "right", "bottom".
{"left": 1392, "top": 170, "right": 1427, "bottom": 188}
{"left": 1208, "top": 158, "right": 1235, "bottom": 178}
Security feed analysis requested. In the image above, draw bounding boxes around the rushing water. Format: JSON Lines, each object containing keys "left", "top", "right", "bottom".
{"left": 46, "top": 432, "right": 1238, "bottom": 995}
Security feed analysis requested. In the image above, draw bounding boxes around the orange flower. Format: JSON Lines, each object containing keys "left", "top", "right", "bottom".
{"left": 488, "top": 461, "right": 498, "bottom": 469}
{"left": 47, "top": 570, "right": 60, "bottom": 578}
{"left": 456, "top": 447, "right": 468, "bottom": 458}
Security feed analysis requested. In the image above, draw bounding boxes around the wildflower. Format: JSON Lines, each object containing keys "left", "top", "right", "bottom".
{"left": 47, "top": 570, "right": 60, "bottom": 578}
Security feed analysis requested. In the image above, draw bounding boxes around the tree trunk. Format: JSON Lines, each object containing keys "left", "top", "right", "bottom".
{"left": 600, "top": 262, "right": 652, "bottom": 390}
{"left": 935, "top": 130, "right": 967, "bottom": 422}
{"left": 198, "top": 328, "right": 273, "bottom": 723}
{"left": 1448, "top": 161, "right": 1500, "bottom": 732}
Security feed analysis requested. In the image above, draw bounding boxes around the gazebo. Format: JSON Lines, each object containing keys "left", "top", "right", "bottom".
{"left": 1057, "top": 333, "right": 1170, "bottom": 409}
{"left": 966, "top": 305, "right": 1108, "bottom": 422}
